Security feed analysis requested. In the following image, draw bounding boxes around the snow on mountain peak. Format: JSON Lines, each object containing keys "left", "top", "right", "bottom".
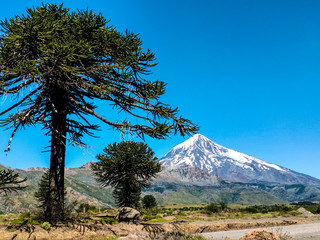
{"left": 158, "top": 134, "right": 314, "bottom": 185}
{"left": 170, "top": 133, "right": 257, "bottom": 167}
{"left": 173, "top": 134, "right": 211, "bottom": 149}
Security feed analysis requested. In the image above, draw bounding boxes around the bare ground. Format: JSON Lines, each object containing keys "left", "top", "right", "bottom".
{"left": 1, "top": 216, "right": 320, "bottom": 240}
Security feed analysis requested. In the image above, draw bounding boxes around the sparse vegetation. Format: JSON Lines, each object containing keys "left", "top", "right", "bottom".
{"left": 0, "top": 201, "right": 317, "bottom": 239}
{"left": 76, "top": 203, "right": 97, "bottom": 213}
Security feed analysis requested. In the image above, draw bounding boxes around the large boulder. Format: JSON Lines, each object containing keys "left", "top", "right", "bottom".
{"left": 116, "top": 207, "right": 140, "bottom": 223}
{"left": 297, "top": 207, "right": 314, "bottom": 216}
{"left": 239, "top": 229, "right": 280, "bottom": 240}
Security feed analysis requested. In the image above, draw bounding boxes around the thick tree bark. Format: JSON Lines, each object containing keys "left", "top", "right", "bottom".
{"left": 47, "top": 88, "right": 68, "bottom": 222}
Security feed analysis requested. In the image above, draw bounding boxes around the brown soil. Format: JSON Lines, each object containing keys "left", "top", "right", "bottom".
{"left": 238, "top": 229, "right": 280, "bottom": 240}
{"left": 1, "top": 216, "right": 320, "bottom": 240}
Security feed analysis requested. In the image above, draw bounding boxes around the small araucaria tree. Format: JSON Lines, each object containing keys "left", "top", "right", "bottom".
{"left": 0, "top": 4, "right": 198, "bottom": 221}
{"left": 34, "top": 170, "right": 67, "bottom": 219}
{"left": 91, "top": 141, "right": 161, "bottom": 208}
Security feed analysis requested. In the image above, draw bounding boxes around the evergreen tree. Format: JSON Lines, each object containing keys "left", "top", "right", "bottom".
{"left": 34, "top": 171, "right": 50, "bottom": 218}
{"left": 113, "top": 182, "right": 141, "bottom": 208}
{"left": 0, "top": 4, "right": 198, "bottom": 221}
{"left": 91, "top": 141, "right": 161, "bottom": 208}
{"left": 34, "top": 170, "right": 67, "bottom": 219}
{"left": 0, "top": 169, "right": 26, "bottom": 195}
{"left": 142, "top": 195, "right": 157, "bottom": 209}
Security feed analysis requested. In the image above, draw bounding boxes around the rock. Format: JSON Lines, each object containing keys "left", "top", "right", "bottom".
{"left": 297, "top": 207, "right": 314, "bottom": 216}
{"left": 118, "top": 231, "right": 150, "bottom": 240}
{"left": 239, "top": 229, "right": 280, "bottom": 240}
{"left": 116, "top": 207, "right": 140, "bottom": 222}
{"left": 172, "top": 210, "right": 179, "bottom": 215}
{"left": 163, "top": 213, "right": 167, "bottom": 217}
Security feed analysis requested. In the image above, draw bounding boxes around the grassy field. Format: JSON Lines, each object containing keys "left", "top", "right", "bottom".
{"left": 0, "top": 202, "right": 319, "bottom": 239}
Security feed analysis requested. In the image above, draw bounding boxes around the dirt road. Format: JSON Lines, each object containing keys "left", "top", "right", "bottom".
{"left": 199, "top": 222, "right": 320, "bottom": 240}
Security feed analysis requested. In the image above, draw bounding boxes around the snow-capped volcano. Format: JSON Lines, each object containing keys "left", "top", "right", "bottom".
{"left": 160, "top": 134, "right": 320, "bottom": 186}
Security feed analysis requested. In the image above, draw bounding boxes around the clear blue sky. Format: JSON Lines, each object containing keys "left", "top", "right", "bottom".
{"left": 1, "top": 0, "right": 320, "bottom": 179}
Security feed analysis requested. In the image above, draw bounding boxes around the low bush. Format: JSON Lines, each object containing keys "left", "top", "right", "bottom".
{"left": 98, "top": 217, "right": 118, "bottom": 225}
{"left": 146, "top": 218, "right": 169, "bottom": 223}
{"left": 203, "top": 203, "right": 221, "bottom": 214}
{"left": 77, "top": 203, "right": 97, "bottom": 213}
{"left": 6, "top": 226, "right": 17, "bottom": 232}
{"left": 41, "top": 222, "right": 51, "bottom": 231}
{"left": 5, "top": 219, "right": 40, "bottom": 225}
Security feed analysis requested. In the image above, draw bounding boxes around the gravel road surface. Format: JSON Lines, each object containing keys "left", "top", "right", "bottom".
{"left": 199, "top": 222, "right": 320, "bottom": 240}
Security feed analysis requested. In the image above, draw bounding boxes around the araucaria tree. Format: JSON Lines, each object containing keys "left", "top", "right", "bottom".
{"left": 91, "top": 141, "right": 161, "bottom": 208}
{"left": 34, "top": 170, "right": 67, "bottom": 219}
{"left": 34, "top": 171, "right": 51, "bottom": 218}
{"left": 0, "top": 169, "right": 26, "bottom": 194}
{"left": 0, "top": 4, "right": 198, "bottom": 221}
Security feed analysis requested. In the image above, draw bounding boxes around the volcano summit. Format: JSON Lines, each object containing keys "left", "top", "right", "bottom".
{"left": 160, "top": 134, "right": 320, "bottom": 186}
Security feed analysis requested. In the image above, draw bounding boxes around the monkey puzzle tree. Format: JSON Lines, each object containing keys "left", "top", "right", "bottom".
{"left": 34, "top": 170, "right": 67, "bottom": 219}
{"left": 92, "top": 141, "right": 161, "bottom": 208}
{"left": 0, "top": 169, "right": 26, "bottom": 195}
{"left": 0, "top": 4, "right": 198, "bottom": 221}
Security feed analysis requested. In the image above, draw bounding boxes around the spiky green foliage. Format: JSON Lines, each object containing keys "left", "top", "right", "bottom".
{"left": 0, "top": 3, "right": 198, "bottom": 150}
{"left": 0, "top": 169, "right": 26, "bottom": 195}
{"left": 92, "top": 141, "right": 161, "bottom": 208}
{"left": 34, "top": 170, "right": 67, "bottom": 219}
{"left": 34, "top": 171, "right": 50, "bottom": 218}
{"left": 0, "top": 3, "right": 198, "bottom": 221}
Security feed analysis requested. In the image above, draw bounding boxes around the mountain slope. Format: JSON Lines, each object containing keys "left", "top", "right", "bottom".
{"left": 157, "top": 165, "right": 224, "bottom": 186}
{"left": 160, "top": 134, "right": 320, "bottom": 186}
{"left": 1, "top": 162, "right": 320, "bottom": 212}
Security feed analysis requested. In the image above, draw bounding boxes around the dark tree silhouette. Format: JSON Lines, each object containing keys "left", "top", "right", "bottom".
{"left": 0, "top": 4, "right": 198, "bottom": 221}
{"left": 0, "top": 169, "right": 26, "bottom": 195}
{"left": 34, "top": 171, "right": 50, "bottom": 217}
{"left": 91, "top": 141, "right": 161, "bottom": 208}
{"left": 34, "top": 170, "right": 66, "bottom": 219}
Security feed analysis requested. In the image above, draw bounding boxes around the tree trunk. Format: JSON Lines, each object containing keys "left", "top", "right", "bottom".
{"left": 47, "top": 90, "right": 67, "bottom": 222}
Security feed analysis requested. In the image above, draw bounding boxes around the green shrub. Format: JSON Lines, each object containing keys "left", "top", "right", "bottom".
{"left": 7, "top": 219, "right": 25, "bottom": 224}
{"left": 146, "top": 218, "right": 169, "bottom": 223}
{"left": 98, "top": 217, "right": 118, "bottom": 225}
{"left": 317, "top": 205, "right": 320, "bottom": 214}
{"left": 42, "top": 222, "right": 51, "bottom": 231}
{"left": 243, "top": 206, "right": 258, "bottom": 213}
{"left": 178, "top": 210, "right": 187, "bottom": 216}
{"left": 204, "top": 203, "right": 221, "bottom": 214}
{"left": 220, "top": 201, "right": 227, "bottom": 211}
{"left": 106, "top": 235, "right": 118, "bottom": 240}
{"left": 77, "top": 203, "right": 97, "bottom": 213}
{"left": 6, "top": 218, "right": 40, "bottom": 225}
{"left": 6, "top": 226, "right": 17, "bottom": 232}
